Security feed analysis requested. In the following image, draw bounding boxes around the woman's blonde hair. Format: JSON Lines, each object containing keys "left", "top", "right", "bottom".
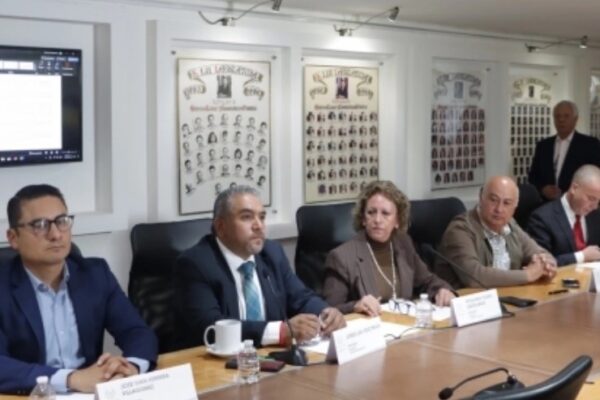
{"left": 352, "top": 180, "right": 410, "bottom": 232}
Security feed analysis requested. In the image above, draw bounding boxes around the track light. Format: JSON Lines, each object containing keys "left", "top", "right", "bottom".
{"left": 198, "top": 0, "right": 282, "bottom": 26}
{"left": 388, "top": 6, "right": 399, "bottom": 22}
{"left": 524, "top": 44, "right": 539, "bottom": 53}
{"left": 525, "top": 35, "right": 589, "bottom": 53}
{"left": 334, "top": 6, "right": 400, "bottom": 37}
{"left": 337, "top": 27, "right": 353, "bottom": 37}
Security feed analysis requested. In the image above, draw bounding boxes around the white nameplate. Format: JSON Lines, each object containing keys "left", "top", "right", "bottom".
{"left": 577, "top": 262, "right": 600, "bottom": 270}
{"left": 326, "top": 317, "right": 386, "bottom": 364}
{"left": 589, "top": 269, "right": 600, "bottom": 292}
{"left": 96, "top": 363, "right": 196, "bottom": 400}
{"left": 451, "top": 289, "right": 502, "bottom": 327}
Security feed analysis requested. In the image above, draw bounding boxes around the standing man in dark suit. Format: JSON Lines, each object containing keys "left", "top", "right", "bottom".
{"left": 0, "top": 185, "right": 157, "bottom": 394}
{"left": 529, "top": 100, "right": 600, "bottom": 200}
{"left": 174, "top": 186, "right": 345, "bottom": 348}
{"left": 528, "top": 100, "right": 600, "bottom": 201}
{"left": 528, "top": 165, "right": 600, "bottom": 266}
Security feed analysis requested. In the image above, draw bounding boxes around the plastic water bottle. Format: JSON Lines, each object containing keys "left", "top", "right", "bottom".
{"left": 29, "top": 376, "right": 56, "bottom": 400}
{"left": 238, "top": 339, "right": 260, "bottom": 384}
{"left": 415, "top": 293, "right": 433, "bottom": 328}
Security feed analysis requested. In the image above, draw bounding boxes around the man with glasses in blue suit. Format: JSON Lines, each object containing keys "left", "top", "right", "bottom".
{"left": 0, "top": 184, "right": 157, "bottom": 394}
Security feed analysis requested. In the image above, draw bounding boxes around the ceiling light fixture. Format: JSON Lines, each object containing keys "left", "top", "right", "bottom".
{"left": 525, "top": 35, "right": 589, "bottom": 53}
{"left": 334, "top": 6, "right": 400, "bottom": 37}
{"left": 198, "top": 0, "right": 282, "bottom": 27}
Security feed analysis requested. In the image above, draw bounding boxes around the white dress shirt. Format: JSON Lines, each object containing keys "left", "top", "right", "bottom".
{"left": 560, "top": 194, "right": 587, "bottom": 263}
{"left": 216, "top": 238, "right": 281, "bottom": 345}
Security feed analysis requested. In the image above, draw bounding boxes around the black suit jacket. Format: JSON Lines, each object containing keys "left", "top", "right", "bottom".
{"left": 174, "top": 234, "right": 327, "bottom": 348}
{"left": 527, "top": 199, "right": 600, "bottom": 265}
{"left": 528, "top": 132, "right": 600, "bottom": 199}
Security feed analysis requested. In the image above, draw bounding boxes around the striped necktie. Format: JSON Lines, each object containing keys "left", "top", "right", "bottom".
{"left": 238, "top": 261, "right": 264, "bottom": 321}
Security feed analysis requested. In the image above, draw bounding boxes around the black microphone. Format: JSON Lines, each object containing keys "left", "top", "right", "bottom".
{"left": 260, "top": 267, "right": 308, "bottom": 366}
{"left": 438, "top": 367, "right": 523, "bottom": 399}
{"left": 422, "top": 243, "right": 490, "bottom": 290}
{"left": 422, "top": 244, "right": 531, "bottom": 311}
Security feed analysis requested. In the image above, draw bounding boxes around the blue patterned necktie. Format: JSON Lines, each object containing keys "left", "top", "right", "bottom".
{"left": 238, "top": 261, "right": 264, "bottom": 321}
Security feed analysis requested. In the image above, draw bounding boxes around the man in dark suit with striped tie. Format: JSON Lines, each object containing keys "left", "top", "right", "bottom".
{"left": 528, "top": 165, "right": 600, "bottom": 266}
{"left": 174, "top": 186, "right": 345, "bottom": 348}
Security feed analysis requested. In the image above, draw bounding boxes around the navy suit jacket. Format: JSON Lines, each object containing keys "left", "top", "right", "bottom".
{"left": 0, "top": 254, "right": 158, "bottom": 394}
{"left": 527, "top": 199, "right": 600, "bottom": 266}
{"left": 174, "top": 235, "right": 327, "bottom": 348}
{"left": 528, "top": 132, "right": 600, "bottom": 199}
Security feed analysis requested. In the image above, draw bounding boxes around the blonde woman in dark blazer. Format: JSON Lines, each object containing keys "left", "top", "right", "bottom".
{"left": 323, "top": 181, "right": 454, "bottom": 316}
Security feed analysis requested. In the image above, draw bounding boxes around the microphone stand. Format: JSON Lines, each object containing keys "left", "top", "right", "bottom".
{"left": 423, "top": 244, "right": 528, "bottom": 315}
{"left": 261, "top": 268, "right": 308, "bottom": 366}
{"left": 438, "top": 367, "right": 523, "bottom": 399}
{"left": 269, "top": 337, "right": 308, "bottom": 366}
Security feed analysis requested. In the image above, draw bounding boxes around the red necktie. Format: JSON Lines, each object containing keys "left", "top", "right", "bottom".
{"left": 573, "top": 215, "right": 586, "bottom": 251}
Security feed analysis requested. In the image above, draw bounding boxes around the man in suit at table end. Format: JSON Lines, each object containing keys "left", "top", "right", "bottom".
{"left": 0, "top": 184, "right": 157, "bottom": 395}
{"left": 528, "top": 100, "right": 600, "bottom": 201}
{"left": 174, "top": 185, "right": 345, "bottom": 349}
{"left": 528, "top": 164, "right": 600, "bottom": 266}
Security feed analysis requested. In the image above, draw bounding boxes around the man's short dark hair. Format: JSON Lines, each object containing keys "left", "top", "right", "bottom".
{"left": 212, "top": 185, "right": 259, "bottom": 221}
{"left": 7, "top": 184, "right": 66, "bottom": 228}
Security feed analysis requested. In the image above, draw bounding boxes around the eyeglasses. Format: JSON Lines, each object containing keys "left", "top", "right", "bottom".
{"left": 16, "top": 214, "right": 75, "bottom": 236}
{"left": 390, "top": 298, "right": 415, "bottom": 315}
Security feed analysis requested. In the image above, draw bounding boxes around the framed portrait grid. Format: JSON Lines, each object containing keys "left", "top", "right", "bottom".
{"left": 590, "top": 71, "right": 600, "bottom": 139}
{"left": 431, "top": 60, "right": 488, "bottom": 190}
{"left": 177, "top": 58, "right": 271, "bottom": 214}
{"left": 303, "top": 65, "right": 379, "bottom": 203}
{"left": 509, "top": 66, "right": 562, "bottom": 184}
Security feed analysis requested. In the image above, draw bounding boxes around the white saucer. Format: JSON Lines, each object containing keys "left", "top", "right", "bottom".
{"left": 206, "top": 345, "right": 242, "bottom": 358}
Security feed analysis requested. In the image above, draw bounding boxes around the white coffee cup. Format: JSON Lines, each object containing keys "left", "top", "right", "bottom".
{"left": 203, "top": 319, "right": 242, "bottom": 354}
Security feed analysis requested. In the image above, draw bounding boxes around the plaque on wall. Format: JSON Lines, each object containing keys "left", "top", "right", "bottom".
{"left": 431, "top": 60, "right": 488, "bottom": 190}
{"left": 303, "top": 65, "right": 379, "bottom": 203}
{"left": 590, "top": 72, "right": 600, "bottom": 139}
{"left": 509, "top": 65, "right": 562, "bottom": 184}
{"left": 177, "top": 58, "right": 271, "bottom": 214}
{"left": 509, "top": 77, "right": 553, "bottom": 184}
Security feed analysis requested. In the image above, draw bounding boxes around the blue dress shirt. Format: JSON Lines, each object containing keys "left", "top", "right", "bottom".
{"left": 25, "top": 263, "right": 149, "bottom": 393}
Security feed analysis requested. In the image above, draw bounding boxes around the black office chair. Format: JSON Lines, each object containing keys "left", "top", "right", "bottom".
{"left": 514, "top": 183, "right": 543, "bottom": 229}
{"left": 128, "top": 218, "right": 212, "bottom": 353}
{"left": 0, "top": 243, "right": 82, "bottom": 265}
{"left": 408, "top": 197, "right": 466, "bottom": 269}
{"left": 472, "top": 355, "right": 592, "bottom": 400}
{"left": 294, "top": 203, "right": 356, "bottom": 296}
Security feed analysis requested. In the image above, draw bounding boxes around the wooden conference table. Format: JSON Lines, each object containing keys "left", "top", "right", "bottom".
{"left": 1, "top": 266, "right": 599, "bottom": 399}
{"left": 160, "top": 265, "right": 600, "bottom": 400}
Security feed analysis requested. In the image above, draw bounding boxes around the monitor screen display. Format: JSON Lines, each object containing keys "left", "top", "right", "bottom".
{"left": 0, "top": 45, "right": 82, "bottom": 166}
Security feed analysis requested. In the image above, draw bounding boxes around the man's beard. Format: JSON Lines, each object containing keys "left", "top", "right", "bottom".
{"left": 246, "top": 237, "right": 265, "bottom": 255}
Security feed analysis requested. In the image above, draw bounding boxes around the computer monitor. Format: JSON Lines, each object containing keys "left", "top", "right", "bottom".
{"left": 0, "top": 44, "right": 82, "bottom": 166}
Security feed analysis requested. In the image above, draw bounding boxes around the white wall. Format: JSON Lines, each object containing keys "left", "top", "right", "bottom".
{"left": 1, "top": 0, "right": 600, "bottom": 293}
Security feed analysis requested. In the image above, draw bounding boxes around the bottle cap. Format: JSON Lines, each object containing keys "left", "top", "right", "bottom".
{"left": 420, "top": 293, "right": 428, "bottom": 300}
{"left": 243, "top": 339, "right": 253, "bottom": 348}
{"left": 36, "top": 376, "right": 49, "bottom": 384}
